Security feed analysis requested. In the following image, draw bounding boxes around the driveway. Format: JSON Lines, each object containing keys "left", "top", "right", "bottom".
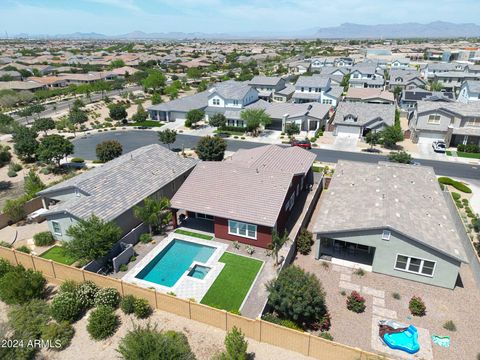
{"left": 332, "top": 134, "right": 359, "bottom": 152}
{"left": 417, "top": 143, "right": 447, "bottom": 160}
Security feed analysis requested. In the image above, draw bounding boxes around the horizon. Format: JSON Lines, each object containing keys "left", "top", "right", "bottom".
{"left": 1, "top": 0, "right": 479, "bottom": 35}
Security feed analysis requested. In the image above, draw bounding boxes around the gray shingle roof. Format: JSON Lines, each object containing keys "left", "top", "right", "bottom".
{"left": 312, "top": 161, "right": 467, "bottom": 263}
{"left": 209, "top": 80, "right": 253, "bottom": 100}
{"left": 295, "top": 75, "right": 330, "bottom": 88}
{"left": 249, "top": 76, "right": 283, "bottom": 87}
{"left": 417, "top": 100, "right": 480, "bottom": 117}
{"left": 147, "top": 91, "right": 209, "bottom": 112}
{"left": 334, "top": 102, "right": 395, "bottom": 126}
{"left": 465, "top": 80, "right": 480, "bottom": 93}
{"left": 40, "top": 144, "right": 198, "bottom": 221}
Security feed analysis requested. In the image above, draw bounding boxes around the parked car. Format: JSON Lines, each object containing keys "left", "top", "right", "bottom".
{"left": 291, "top": 139, "right": 312, "bottom": 150}
{"left": 432, "top": 140, "right": 446, "bottom": 153}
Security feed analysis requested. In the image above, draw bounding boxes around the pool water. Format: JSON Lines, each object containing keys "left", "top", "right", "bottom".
{"left": 136, "top": 239, "right": 215, "bottom": 287}
{"left": 188, "top": 264, "right": 211, "bottom": 279}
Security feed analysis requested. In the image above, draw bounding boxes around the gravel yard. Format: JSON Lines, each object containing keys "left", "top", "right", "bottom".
{"left": 295, "top": 252, "right": 480, "bottom": 360}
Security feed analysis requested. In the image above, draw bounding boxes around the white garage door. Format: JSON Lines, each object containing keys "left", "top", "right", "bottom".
{"left": 417, "top": 132, "right": 444, "bottom": 144}
{"left": 336, "top": 125, "right": 361, "bottom": 137}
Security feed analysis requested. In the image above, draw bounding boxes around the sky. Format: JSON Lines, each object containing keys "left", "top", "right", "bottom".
{"left": 0, "top": 0, "right": 479, "bottom": 35}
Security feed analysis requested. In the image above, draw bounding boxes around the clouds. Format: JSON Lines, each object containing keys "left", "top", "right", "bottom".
{"left": 0, "top": 0, "right": 478, "bottom": 35}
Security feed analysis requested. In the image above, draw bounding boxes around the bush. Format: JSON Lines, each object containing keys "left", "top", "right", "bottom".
{"left": 41, "top": 321, "right": 75, "bottom": 351}
{"left": 70, "top": 157, "right": 84, "bottom": 163}
{"left": 0, "top": 258, "right": 14, "bottom": 278}
{"left": 87, "top": 306, "right": 119, "bottom": 341}
{"left": 346, "top": 291, "right": 366, "bottom": 313}
{"left": 261, "top": 313, "right": 303, "bottom": 331}
{"left": 409, "top": 296, "right": 426, "bottom": 316}
{"left": 451, "top": 192, "right": 461, "bottom": 201}
{"left": 77, "top": 281, "right": 99, "bottom": 309}
{"left": 133, "top": 298, "right": 152, "bottom": 319}
{"left": 96, "top": 140, "right": 123, "bottom": 163}
{"left": 59, "top": 280, "right": 79, "bottom": 295}
{"left": 139, "top": 233, "right": 152, "bottom": 243}
{"left": 33, "top": 231, "right": 55, "bottom": 246}
{"left": 50, "top": 292, "right": 83, "bottom": 323}
{"left": 9, "top": 162, "right": 22, "bottom": 172}
{"left": 3, "top": 197, "right": 27, "bottom": 223}
{"left": 438, "top": 177, "right": 472, "bottom": 193}
{"left": 443, "top": 320, "right": 456, "bottom": 332}
{"left": 319, "top": 332, "right": 334, "bottom": 341}
{"left": 16, "top": 245, "right": 31, "bottom": 253}
{"left": 120, "top": 295, "right": 136, "bottom": 315}
{"left": 457, "top": 144, "right": 480, "bottom": 153}
{"left": 0, "top": 266, "right": 46, "bottom": 305}
{"left": 94, "top": 287, "right": 120, "bottom": 308}
{"left": 119, "top": 264, "right": 128, "bottom": 272}
{"left": 353, "top": 268, "right": 365, "bottom": 277}
{"left": 8, "top": 299, "right": 50, "bottom": 338}
{"left": 392, "top": 292, "right": 401, "bottom": 300}
{"left": 388, "top": 151, "right": 412, "bottom": 164}
{"left": 217, "top": 326, "right": 248, "bottom": 360}
{"left": 118, "top": 324, "right": 196, "bottom": 360}
{"left": 297, "top": 228, "right": 314, "bottom": 255}
{"left": 7, "top": 169, "right": 17, "bottom": 177}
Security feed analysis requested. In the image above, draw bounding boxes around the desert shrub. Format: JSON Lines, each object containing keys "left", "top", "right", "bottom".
{"left": 120, "top": 295, "right": 136, "bottom": 315}
{"left": 392, "top": 292, "right": 401, "bottom": 300}
{"left": 353, "top": 268, "right": 365, "bottom": 277}
{"left": 451, "top": 192, "right": 461, "bottom": 201}
{"left": 319, "top": 332, "right": 334, "bottom": 341}
{"left": 50, "top": 292, "right": 83, "bottom": 323}
{"left": 70, "top": 157, "right": 84, "bottom": 163}
{"left": 119, "top": 264, "right": 128, "bottom": 272}
{"left": 87, "top": 306, "right": 119, "bottom": 341}
{"left": 33, "top": 231, "right": 55, "bottom": 246}
{"left": 16, "top": 245, "right": 31, "bottom": 253}
{"left": 8, "top": 299, "right": 50, "bottom": 338}
{"left": 296, "top": 228, "right": 314, "bottom": 255}
{"left": 346, "top": 291, "right": 366, "bottom": 313}
{"left": 215, "top": 326, "right": 248, "bottom": 360}
{"left": 3, "top": 197, "right": 27, "bottom": 222}
{"left": 7, "top": 169, "right": 17, "bottom": 177}
{"left": 443, "top": 320, "right": 456, "bottom": 332}
{"left": 261, "top": 313, "right": 303, "bottom": 331}
{"left": 77, "top": 281, "right": 99, "bottom": 309}
{"left": 409, "top": 296, "right": 426, "bottom": 316}
{"left": 117, "top": 324, "right": 196, "bottom": 360}
{"left": 133, "top": 298, "right": 152, "bottom": 319}
{"left": 41, "top": 321, "right": 75, "bottom": 351}
{"left": 59, "top": 280, "right": 79, "bottom": 295}
{"left": 0, "top": 266, "right": 46, "bottom": 305}
{"left": 139, "top": 233, "right": 152, "bottom": 243}
{"left": 9, "top": 162, "right": 22, "bottom": 172}
{"left": 94, "top": 287, "right": 120, "bottom": 308}
{"left": 0, "top": 258, "right": 14, "bottom": 278}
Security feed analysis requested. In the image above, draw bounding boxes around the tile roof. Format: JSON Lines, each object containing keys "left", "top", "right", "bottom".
{"left": 40, "top": 144, "right": 197, "bottom": 221}
{"left": 312, "top": 161, "right": 467, "bottom": 263}
{"left": 345, "top": 88, "right": 394, "bottom": 102}
{"left": 416, "top": 100, "right": 480, "bottom": 117}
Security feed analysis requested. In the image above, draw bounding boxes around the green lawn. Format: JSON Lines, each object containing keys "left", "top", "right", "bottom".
{"left": 126, "top": 120, "right": 164, "bottom": 127}
{"left": 174, "top": 229, "right": 213, "bottom": 240}
{"left": 447, "top": 151, "right": 480, "bottom": 159}
{"left": 201, "top": 252, "right": 263, "bottom": 312}
{"left": 40, "top": 246, "right": 77, "bottom": 265}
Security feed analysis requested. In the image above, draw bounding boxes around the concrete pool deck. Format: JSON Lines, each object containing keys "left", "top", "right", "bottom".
{"left": 122, "top": 232, "right": 228, "bottom": 302}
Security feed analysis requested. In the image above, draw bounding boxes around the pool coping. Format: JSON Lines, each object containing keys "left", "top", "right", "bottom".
{"left": 122, "top": 232, "right": 228, "bottom": 302}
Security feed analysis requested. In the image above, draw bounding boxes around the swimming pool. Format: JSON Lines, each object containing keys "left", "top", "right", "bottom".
{"left": 135, "top": 239, "right": 215, "bottom": 287}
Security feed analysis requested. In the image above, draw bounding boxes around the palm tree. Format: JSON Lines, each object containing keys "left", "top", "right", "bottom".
{"left": 271, "top": 230, "right": 289, "bottom": 266}
{"left": 133, "top": 197, "right": 171, "bottom": 235}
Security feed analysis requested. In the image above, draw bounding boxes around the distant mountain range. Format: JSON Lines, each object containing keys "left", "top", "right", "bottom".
{"left": 7, "top": 21, "right": 480, "bottom": 40}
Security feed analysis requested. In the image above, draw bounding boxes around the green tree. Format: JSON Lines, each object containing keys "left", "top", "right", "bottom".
{"left": 186, "top": 67, "right": 203, "bottom": 79}
{"left": 296, "top": 228, "right": 314, "bottom": 255}
{"left": 131, "top": 104, "right": 148, "bottom": 122}
{"left": 195, "top": 136, "right": 227, "bottom": 161}
{"left": 0, "top": 266, "right": 46, "bottom": 305}
{"left": 388, "top": 151, "right": 413, "bottom": 164}
{"left": 266, "top": 265, "right": 327, "bottom": 327}
{"left": 240, "top": 109, "right": 272, "bottom": 136}
{"left": 109, "top": 59, "right": 125, "bottom": 69}
{"left": 65, "top": 214, "right": 122, "bottom": 263}
{"left": 185, "top": 109, "right": 205, "bottom": 128}
{"left": 381, "top": 125, "right": 404, "bottom": 149}
{"left": 0, "top": 113, "right": 15, "bottom": 133}
{"left": 164, "top": 85, "right": 179, "bottom": 100}
{"left": 197, "top": 80, "right": 208, "bottom": 93}
{"left": 214, "top": 326, "right": 249, "bottom": 360}
{"left": 0, "top": 144, "right": 11, "bottom": 167}
{"left": 393, "top": 86, "right": 402, "bottom": 99}
{"left": 271, "top": 230, "right": 289, "bottom": 266}
{"left": 32, "top": 117, "right": 55, "bottom": 135}
{"left": 429, "top": 81, "right": 443, "bottom": 92}
{"left": 3, "top": 197, "right": 27, "bottom": 223}
{"left": 158, "top": 129, "right": 176, "bottom": 150}
{"left": 37, "top": 134, "right": 74, "bottom": 167}
{"left": 151, "top": 92, "right": 162, "bottom": 105}
{"left": 285, "top": 122, "right": 300, "bottom": 137}
{"left": 109, "top": 104, "right": 128, "bottom": 121}
{"left": 142, "top": 70, "right": 166, "bottom": 92}
{"left": 133, "top": 197, "right": 171, "bottom": 235}
{"left": 209, "top": 113, "right": 226, "bottom": 129}
{"left": 24, "top": 169, "right": 45, "bottom": 199}
{"left": 365, "top": 131, "right": 381, "bottom": 150}
{"left": 12, "top": 125, "right": 39, "bottom": 161}
{"left": 96, "top": 140, "right": 123, "bottom": 162}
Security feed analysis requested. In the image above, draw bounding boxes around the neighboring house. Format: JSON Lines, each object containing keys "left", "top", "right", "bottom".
{"left": 148, "top": 91, "right": 209, "bottom": 122}
{"left": 58, "top": 71, "right": 117, "bottom": 84}
{"left": 400, "top": 88, "right": 455, "bottom": 112}
{"left": 390, "top": 58, "right": 410, "bottom": 69}
{"left": 458, "top": 80, "right": 480, "bottom": 103}
{"left": 318, "top": 66, "right": 349, "bottom": 86}
{"left": 0, "top": 80, "right": 46, "bottom": 91}
{"left": 0, "top": 70, "right": 22, "bottom": 81}
{"left": 264, "top": 102, "right": 332, "bottom": 131}
{"left": 111, "top": 66, "right": 140, "bottom": 77}
{"left": 170, "top": 145, "right": 316, "bottom": 248}
{"left": 248, "top": 76, "right": 286, "bottom": 101}
{"left": 433, "top": 71, "right": 480, "bottom": 92}
{"left": 332, "top": 102, "right": 395, "bottom": 137}
{"left": 388, "top": 69, "right": 426, "bottom": 90}
{"left": 293, "top": 75, "right": 343, "bottom": 106}
{"left": 272, "top": 84, "right": 295, "bottom": 103}
{"left": 38, "top": 145, "right": 197, "bottom": 241}
{"left": 409, "top": 100, "right": 480, "bottom": 146}
{"left": 311, "top": 161, "right": 467, "bottom": 289}
{"left": 288, "top": 60, "right": 311, "bottom": 74}
{"left": 335, "top": 57, "right": 354, "bottom": 68}
{"left": 423, "top": 62, "right": 467, "bottom": 80}
{"left": 29, "top": 76, "right": 68, "bottom": 88}
{"left": 349, "top": 63, "right": 384, "bottom": 88}
{"left": 344, "top": 88, "right": 394, "bottom": 105}
{"left": 311, "top": 57, "right": 335, "bottom": 70}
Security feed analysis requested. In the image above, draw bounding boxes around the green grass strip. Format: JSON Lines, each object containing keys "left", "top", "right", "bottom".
{"left": 39, "top": 246, "right": 77, "bottom": 265}
{"left": 175, "top": 229, "right": 213, "bottom": 240}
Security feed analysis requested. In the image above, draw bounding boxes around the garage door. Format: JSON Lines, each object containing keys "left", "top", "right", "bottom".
{"left": 336, "top": 125, "right": 361, "bottom": 137}
{"left": 417, "top": 131, "right": 444, "bottom": 144}
{"left": 266, "top": 119, "right": 283, "bottom": 131}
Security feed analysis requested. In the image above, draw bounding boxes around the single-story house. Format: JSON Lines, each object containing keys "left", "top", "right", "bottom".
{"left": 38, "top": 144, "right": 197, "bottom": 241}
{"left": 170, "top": 145, "right": 316, "bottom": 248}
{"left": 344, "top": 88, "right": 395, "bottom": 105}
{"left": 312, "top": 161, "right": 467, "bottom": 289}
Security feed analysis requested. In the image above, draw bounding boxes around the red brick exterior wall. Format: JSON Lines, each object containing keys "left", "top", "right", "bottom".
{"left": 214, "top": 217, "right": 273, "bottom": 248}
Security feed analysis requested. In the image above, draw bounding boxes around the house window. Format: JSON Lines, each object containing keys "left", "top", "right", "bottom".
{"left": 427, "top": 115, "right": 441, "bottom": 124}
{"left": 52, "top": 221, "right": 62, "bottom": 235}
{"left": 212, "top": 98, "right": 220, "bottom": 106}
{"left": 382, "top": 230, "right": 391, "bottom": 240}
{"left": 233, "top": 100, "right": 239, "bottom": 105}
{"left": 394, "top": 254, "right": 436, "bottom": 277}
{"left": 196, "top": 213, "right": 214, "bottom": 221}
{"left": 285, "top": 192, "right": 295, "bottom": 212}
{"left": 301, "top": 87, "right": 304, "bottom": 92}
{"left": 228, "top": 220, "right": 257, "bottom": 240}
{"left": 466, "top": 118, "right": 480, "bottom": 127}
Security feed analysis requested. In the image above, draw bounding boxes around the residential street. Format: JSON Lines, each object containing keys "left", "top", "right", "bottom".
{"left": 72, "top": 130, "right": 480, "bottom": 180}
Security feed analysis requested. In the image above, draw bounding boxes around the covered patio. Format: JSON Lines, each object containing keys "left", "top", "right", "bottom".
{"left": 317, "top": 237, "right": 375, "bottom": 271}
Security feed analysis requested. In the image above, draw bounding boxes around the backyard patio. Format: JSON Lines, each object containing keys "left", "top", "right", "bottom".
{"left": 294, "top": 251, "right": 480, "bottom": 360}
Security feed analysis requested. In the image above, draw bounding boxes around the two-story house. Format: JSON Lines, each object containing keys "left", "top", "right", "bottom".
{"left": 390, "top": 58, "right": 411, "bottom": 69}
{"left": 458, "top": 80, "right": 480, "bottom": 103}
{"left": 293, "top": 75, "right": 343, "bottom": 106}
{"left": 349, "top": 63, "right": 385, "bottom": 88}
{"left": 248, "top": 76, "right": 286, "bottom": 101}
{"left": 400, "top": 88, "right": 455, "bottom": 112}
{"left": 388, "top": 69, "right": 426, "bottom": 90}
{"left": 422, "top": 62, "right": 467, "bottom": 80}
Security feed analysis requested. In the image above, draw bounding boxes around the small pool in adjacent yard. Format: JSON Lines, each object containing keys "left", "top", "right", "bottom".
{"left": 188, "top": 264, "right": 211, "bottom": 279}
{"left": 135, "top": 239, "right": 215, "bottom": 287}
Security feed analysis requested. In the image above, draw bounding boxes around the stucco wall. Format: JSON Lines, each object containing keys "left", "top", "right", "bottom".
{"left": 316, "top": 228, "right": 461, "bottom": 289}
